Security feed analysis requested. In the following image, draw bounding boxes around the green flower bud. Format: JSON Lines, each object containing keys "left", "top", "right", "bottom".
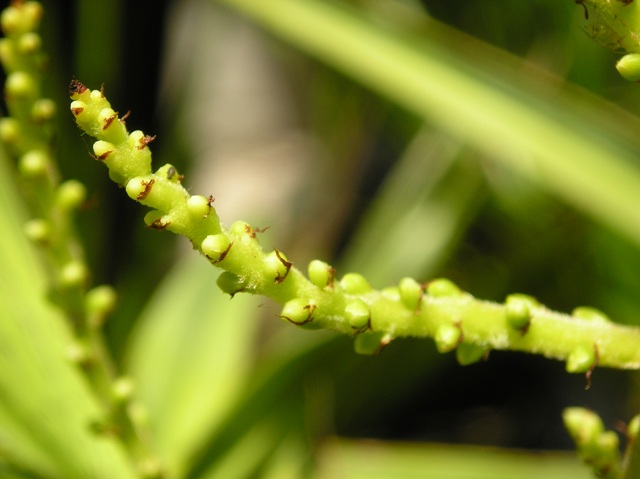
{"left": 340, "top": 273, "right": 372, "bottom": 294}
{"left": 1, "top": 2, "right": 43, "bottom": 35}
{"left": 434, "top": 322, "right": 461, "bottom": 353}
{"left": 381, "top": 286, "right": 400, "bottom": 301}
{"left": 563, "top": 407, "right": 604, "bottom": 446}
{"left": 31, "top": 98, "right": 56, "bottom": 122}
{"left": 230, "top": 220, "right": 251, "bottom": 238}
{"left": 427, "top": 278, "right": 461, "bottom": 297}
{"left": 187, "top": 195, "right": 212, "bottom": 218}
{"left": 617, "top": 53, "right": 640, "bottom": 82}
{"left": 18, "top": 149, "right": 48, "bottom": 177}
{"left": 126, "top": 176, "right": 154, "bottom": 202}
{"left": 264, "top": 250, "right": 291, "bottom": 283}
{"left": 307, "top": 259, "right": 335, "bottom": 289}
{"left": 66, "top": 340, "right": 91, "bottom": 365}
{"left": 111, "top": 376, "right": 134, "bottom": 403}
{"left": 143, "top": 210, "right": 170, "bottom": 230}
{"left": 216, "top": 271, "right": 245, "bottom": 297}
{"left": 279, "top": 298, "right": 316, "bottom": 325}
{"left": 201, "top": 234, "right": 232, "bottom": 262}
{"left": 59, "top": 260, "right": 89, "bottom": 289}
{"left": 55, "top": 179, "right": 87, "bottom": 211}
{"left": 505, "top": 294, "right": 535, "bottom": 330}
{"left": 155, "top": 164, "right": 181, "bottom": 183}
{"left": 85, "top": 285, "right": 117, "bottom": 325}
{"left": 96, "top": 107, "right": 128, "bottom": 144}
{"left": 5, "top": 71, "right": 36, "bottom": 99}
{"left": 456, "top": 342, "right": 489, "bottom": 366}
{"left": 566, "top": 343, "right": 598, "bottom": 373}
{"left": 398, "top": 277, "right": 423, "bottom": 311}
{"left": 572, "top": 306, "right": 611, "bottom": 323}
{"left": 24, "top": 218, "right": 50, "bottom": 244}
{"left": 0, "top": 117, "right": 21, "bottom": 144}
{"left": 597, "top": 430, "right": 619, "bottom": 453}
{"left": 92, "top": 139, "right": 115, "bottom": 160}
{"left": 70, "top": 100, "right": 87, "bottom": 120}
{"left": 628, "top": 415, "right": 640, "bottom": 440}
{"left": 354, "top": 331, "right": 391, "bottom": 355}
{"left": 345, "top": 299, "right": 370, "bottom": 331}
{"left": 17, "top": 31, "right": 41, "bottom": 54}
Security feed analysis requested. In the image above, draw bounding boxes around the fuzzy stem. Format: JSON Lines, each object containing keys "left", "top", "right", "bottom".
{"left": 70, "top": 81, "right": 640, "bottom": 374}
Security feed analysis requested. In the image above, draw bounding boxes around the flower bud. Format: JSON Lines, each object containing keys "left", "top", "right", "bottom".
{"left": 18, "top": 149, "right": 48, "bottom": 177}
{"left": 398, "top": 277, "right": 422, "bottom": 311}
{"left": 216, "top": 271, "right": 245, "bottom": 297}
{"left": 111, "top": 376, "right": 134, "bottom": 403}
{"left": 505, "top": 294, "right": 536, "bottom": 330}
{"left": 434, "top": 323, "right": 461, "bottom": 353}
{"left": 264, "top": 250, "right": 291, "bottom": 283}
{"left": 345, "top": 299, "right": 370, "bottom": 330}
{"left": 92, "top": 140, "right": 115, "bottom": 160}
{"left": 85, "top": 285, "right": 117, "bottom": 325}
{"left": 31, "top": 98, "right": 56, "bottom": 122}
{"left": 59, "top": 260, "right": 89, "bottom": 289}
{"left": 354, "top": 331, "right": 391, "bottom": 355}
{"left": 279, "top": 298, "right": 315, "bottom": 325}
{"left": 24, "top": 218, "right": 50, "bottom": 244}
{"left": 187, "top": 195, "right": 212, "bottom": 218}
{"left": 201, "top": 234, "right": 231, "bottom": 262}
{"left": 5, "top": 71, "right": 36, "bottom": 99}
{"left": 427, "top": 278, "right": 461, "bottom": 297}
{"left": 456, "top": 342, "right": 488, "bottom": 366}
{"left": 340, "top": 273, "right": 371, "bottom": 294}
{"left": 17, "top": 31, "right": 41, "bottom": 54}
{"left": 572, "top": 306, "right": 610, "bottom": 323}
{"left": 308, "top": 259, "right": 334, "bottom": 289}
{"left": 617, "top": 53, "right": 640, "bottom": 82}
{"left": 566, "top": 343, "right": 597, "bottom": 373}
{"left": 563, "top": 407, "right": 604, "bottom": 445}
{"left": 0, "top": 117, "right": 21, "bottom": 144}
{"left": 55, "top": 179, "right": 87, "bottom": 211}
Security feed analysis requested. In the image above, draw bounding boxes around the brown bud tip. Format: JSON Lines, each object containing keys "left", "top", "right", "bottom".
{"left": 69, "top": 79, "right": 87, "bottom": 97}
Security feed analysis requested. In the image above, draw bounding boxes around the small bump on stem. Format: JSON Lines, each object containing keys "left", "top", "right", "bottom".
{"left": 55, "top": 179, "right": 87, "bottom": 211}
{"left": 340, "top": 273, "right": 372, "bottom": 294}
{"left": 216, "top": 271, "right": 245, "bottom": 297}
{"left": 307, "top": 259, "right": 335, "bottom": 289}
{"left": 201, "top": 234, "right": 232, "bottom": 263}
{"left": 426, "top": 278, "right": 462, "bottom": 297}
{"left": 93, "top": 140, "right": 115, "bottom": 160}
{"left": 434, "top": 322, "right": 462, "bottom": 353}
{"left": 345, "top": 298, "right": 371, "bottom": 332}
{"left": 398, "top": 277, "right": 423, "bottom": 311}
{"left": 59, "top": 260, "right": 89, "bottom": 289}
{"left": 505, "top": 294, "right": 535, "bottom": 331}
{"left": 279, "top": 298, "right": 316, "bottom": 325}
{"left": 354, "top": 331, "right": 393, "bottom": 355}
{"left": 24, "top": 217, "right": 50, "bottom": 244}
{"left": 456, "top": 342, "right": 489, "bottom": 366}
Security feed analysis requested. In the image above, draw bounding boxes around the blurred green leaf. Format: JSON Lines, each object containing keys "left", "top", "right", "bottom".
{"left": 218, "top": 0, "right": 640, "bottom": 248}
{"left": 340, "top": 129, "right": 486, "bottom": 286}
{"left": 126, "top": 255, "right": 262, "bottom": 478}
{"left": 0, "top": 151, "right": 135, "bottom": 478}
{"left": 314, "top": 438, "right": 592, "bottom": 479}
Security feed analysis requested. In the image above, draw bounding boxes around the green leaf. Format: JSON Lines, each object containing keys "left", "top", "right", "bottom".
{"left": 218, "top": 0, "right": 640, "bottom": 248}
{"left": 0, "top": 150, "right": 135, "bottom": 478}
{"left": 314, "top": 438, "right": 592, "bottom": 479}
{"left": 125, "top": 255, "right": 262, "bottom": 478}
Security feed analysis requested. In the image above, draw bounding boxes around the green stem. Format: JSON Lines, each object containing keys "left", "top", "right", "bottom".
{"left": 70, "top": 80, "right": 640, "bottom": 373}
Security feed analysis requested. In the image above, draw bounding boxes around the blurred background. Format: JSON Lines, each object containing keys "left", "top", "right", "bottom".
{"left": 6, "top": 0, "right": 640, "bottom": 477}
